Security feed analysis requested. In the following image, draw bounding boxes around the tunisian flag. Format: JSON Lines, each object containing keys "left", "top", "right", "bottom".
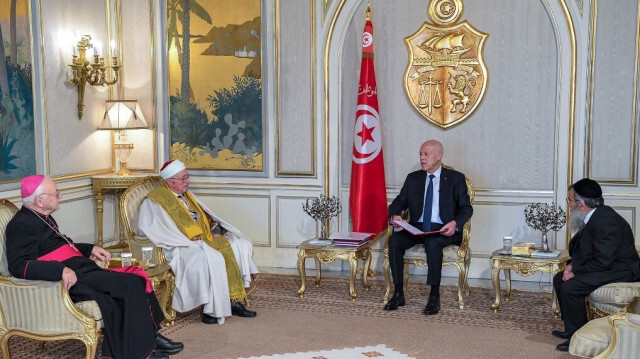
{"left": 349, "top": 12, "right": 388, "bottom": 233}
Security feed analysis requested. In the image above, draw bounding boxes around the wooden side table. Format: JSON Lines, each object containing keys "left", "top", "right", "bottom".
{"left": 296, "top": 234, "right": 382, "bottom": 301}
{"left": 146, "top": 264, "right": 176, "bottom": 326}
{"left": 490, "top": 249, "right": 570, "bottom": 316}
{"left": 92, "top": 174, "right": 160, "bottom": 249}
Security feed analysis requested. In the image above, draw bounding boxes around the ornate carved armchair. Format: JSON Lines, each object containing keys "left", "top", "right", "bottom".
{"left": 382, "top": 167, "right": 474, "bottom": 309}
{"left": 120, "top": 176, "right": 176, "bottom": 325}
{"left": 0, "top": 199, "right": 102, "bottom": 359}
{"left": 570, "top": 297, "right": 640, "bottom": 358}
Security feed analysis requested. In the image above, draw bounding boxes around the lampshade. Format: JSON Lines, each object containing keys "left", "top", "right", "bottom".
{"left": 98, "top": 100, "right": 149, "bottom": 130}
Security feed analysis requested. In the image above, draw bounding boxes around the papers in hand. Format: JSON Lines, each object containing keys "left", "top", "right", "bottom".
{"left": 392, "top": 219, "right": 443, "bottom": 236}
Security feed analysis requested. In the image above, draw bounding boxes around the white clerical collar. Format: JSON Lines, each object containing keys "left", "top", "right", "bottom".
{"left": 584, "top": 208, "right": 596, "bottom": 224}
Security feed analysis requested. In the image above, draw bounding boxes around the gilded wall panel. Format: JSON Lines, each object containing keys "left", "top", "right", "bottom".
{"left": 195, "top": 193, "right": 270, "bottom": 246}
{"left": 42, "top": 0, "right": 112, "bottom": 177}
{"left": 119, "top": 0, "right": 155, "bottom": 171}
{"left": 276, "top": 196, "right": 317, "bottom": 247}
{"left": 277, "top": 0, "right": 314, "bottom": 176}
{"left": 587, "top": 0, "right": 639, "bottom": 183}
{"left": 340, "top": 0, "right": 558, "bottom": 191}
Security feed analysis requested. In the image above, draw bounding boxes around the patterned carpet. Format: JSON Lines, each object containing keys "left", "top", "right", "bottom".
{"left": 0, "top": 273, "right": 563, "bottom": 358}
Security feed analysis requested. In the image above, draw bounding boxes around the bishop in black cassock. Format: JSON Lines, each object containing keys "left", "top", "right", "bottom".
{"left": 5, "top": 175, "right": 183, "bottom": 359}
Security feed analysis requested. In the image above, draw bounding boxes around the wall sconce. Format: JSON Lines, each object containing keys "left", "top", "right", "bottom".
{"left": 68, "top": 35, "right": 121, "bottom": 119}
{"left": 98, "top": 100, "right": 149, "bottom": 176}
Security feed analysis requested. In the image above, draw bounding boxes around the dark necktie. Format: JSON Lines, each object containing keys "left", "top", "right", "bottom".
{"left": 423, "top": 174, "right": 435, "bottom": 232}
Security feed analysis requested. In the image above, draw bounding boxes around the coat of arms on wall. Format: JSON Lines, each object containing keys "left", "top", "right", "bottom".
{"left": 404, "top": 0, "right": 488, "bottom": 128}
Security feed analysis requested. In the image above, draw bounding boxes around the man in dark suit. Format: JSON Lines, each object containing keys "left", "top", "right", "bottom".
{"left": 553, "top": 178, "right": 640, "bottom": 351}
{"left": 384, "top": 140, "right": 473, "bottom": 315}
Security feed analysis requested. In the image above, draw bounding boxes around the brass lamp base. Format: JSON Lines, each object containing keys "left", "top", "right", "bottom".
{"left": 114, "top": 142, "right": 134, "bottom": 176}
{"left": 115, "top": 166, "right": 131, "bottom": 176}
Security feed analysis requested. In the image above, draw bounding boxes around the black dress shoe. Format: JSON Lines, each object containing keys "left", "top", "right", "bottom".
{"left": 551, "top": 330, "right": 572, "bottom": 340}
{"left": 423, "top": 295, "right": 440, "bottom": 315}
{"left": 231, "top": 301, "right": 257, "bottom": 317}
{"left": 156, "top": 333, "right": 184, "bottom": 355}
{"left": 556, "top": 339, "right": 570, "bottom": 352}
{"left": 200, "top": 311, "right": 218, "bottom": 324}
{"left": 149, "top": 349, "right": 170, "bottom": 359}
{"left": 384, "top": 293, "right": 406, "bottom": 311}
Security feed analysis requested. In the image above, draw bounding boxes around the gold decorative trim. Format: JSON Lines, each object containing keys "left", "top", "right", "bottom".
{"left": 591, "top": 313, "right": 640, "bottom": 359}
{"left": 276, "top": 0, "right": 316, "bottom": 177}
{"left": 586, "top": 0, "right": 639, "bottom": 185}
{"left": 122, "top": 0, "right": 158, "bottom": 173}
{"left": 324, "top": 0, "right": 348, "bottom": 199}
{"left": 559, "top": 0, "right": 577, "bottom": 247}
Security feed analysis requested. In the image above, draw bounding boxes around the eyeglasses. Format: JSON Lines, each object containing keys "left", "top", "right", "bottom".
{"left": 170, "top": 174, "right": 190, "bottom": 182}
{"left": 40, "top": 190, "right": 61, "bottom": 198}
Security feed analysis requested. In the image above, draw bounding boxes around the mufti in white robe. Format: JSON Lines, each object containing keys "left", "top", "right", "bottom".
{"left": 138, "top": 193, "right": 258, "bottom": 322}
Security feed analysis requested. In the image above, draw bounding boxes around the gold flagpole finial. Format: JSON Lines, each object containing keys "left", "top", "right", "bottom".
{"left": 366, "top": 3, "right": 371, "bottom": 21}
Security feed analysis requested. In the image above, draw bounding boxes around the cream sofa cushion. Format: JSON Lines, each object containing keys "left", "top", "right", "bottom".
{"left": 589, "top": 282, "right": 640, "bottom": 305}
{"left": 570, "top": 313, "right": 640, "bottom": 358}
{"left": 404, "top": 244, "right": 460, "bottom": 262}
{"left": 569, "top": 316, "right": 610, "bottom": 358}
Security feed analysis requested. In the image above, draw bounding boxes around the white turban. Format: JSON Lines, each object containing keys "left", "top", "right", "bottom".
{"left": 160, "top": 160, "right": 186, "bottom": 180}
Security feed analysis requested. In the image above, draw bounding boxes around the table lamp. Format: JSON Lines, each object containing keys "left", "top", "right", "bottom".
{"left": 98, "top": 100, "right": 149, "bottom": 175}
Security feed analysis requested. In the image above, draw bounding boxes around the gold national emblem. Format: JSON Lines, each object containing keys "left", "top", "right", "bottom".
{"left": 404, "top": 0, "right": 488, "bottom": 128}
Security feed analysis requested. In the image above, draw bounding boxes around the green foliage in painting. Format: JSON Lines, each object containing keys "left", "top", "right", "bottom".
{"left": 206, "top": 74, "right": 262, "bottom": 151}
{"left": 169, "top": 93, "right": 213, "bottom": 151}
{"left": 0, "top": 132, "right": 18, "bottom": 174}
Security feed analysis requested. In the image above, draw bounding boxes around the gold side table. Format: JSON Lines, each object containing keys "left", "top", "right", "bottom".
{"left": 92, "top": 174, "right": 160, "bottom": 250}
{"left": 296, "top": 234, "right": 382, "bottom": 302}
{"left": 490, "top": 249, "right": 570, "bottom": 316}
{"left": 146, "top": 264, "right": 176, "bottom": 327}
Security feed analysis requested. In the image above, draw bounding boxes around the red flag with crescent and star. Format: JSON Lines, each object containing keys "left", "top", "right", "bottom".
{"left": 349, "top": 8, "right": 388, "bottom": 234}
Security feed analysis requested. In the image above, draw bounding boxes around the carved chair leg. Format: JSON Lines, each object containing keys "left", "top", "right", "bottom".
{"left": 403, "top": 262, "right": 410, "bottom": 294}
{"left": 382, "top": 252, "right": 392, "bottom": 304}
{"left": 1, "top": 334, "right": 12, "bottom": 359}
{"left": 456, "top": 263, "right": 466, "bottom": 309}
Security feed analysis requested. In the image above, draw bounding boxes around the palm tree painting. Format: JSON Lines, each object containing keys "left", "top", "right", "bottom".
{"left": 0, "top": 0, "right": 36, "bottom": 183}
{"left": 167, "top": 0, "right": 262, "bottom": 171}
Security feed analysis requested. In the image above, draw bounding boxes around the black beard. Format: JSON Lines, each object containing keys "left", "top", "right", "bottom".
{"left": 569, "top": 209, "right": 586, "bottom": 233}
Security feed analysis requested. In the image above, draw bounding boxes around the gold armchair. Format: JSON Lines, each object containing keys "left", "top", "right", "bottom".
{"left": 382, "top": 169, "right": 474, "bottom": 309}
{"left": 119, "top": 176, "right": 176, "bottom": 325}
{"left": 570, "top": 298, "right": 640, "bottom": 358}
{"left": 0, "top": 199, "right": 102, "bottom": 359}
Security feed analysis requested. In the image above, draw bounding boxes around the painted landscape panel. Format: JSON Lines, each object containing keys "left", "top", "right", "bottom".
{"left": 0, "top": 0, "right": 36, "bottom": 183}
{"left": 167, "top": 0, "right": 262, "bottom": 171}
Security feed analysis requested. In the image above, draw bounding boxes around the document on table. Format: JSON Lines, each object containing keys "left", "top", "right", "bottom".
{"left": 392, "top": 219, "right": 443, "bottom": 236}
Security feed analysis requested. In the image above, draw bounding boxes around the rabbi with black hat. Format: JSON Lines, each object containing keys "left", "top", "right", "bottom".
{"left": 552, "top": 178, "right": 640, "bottom": 351}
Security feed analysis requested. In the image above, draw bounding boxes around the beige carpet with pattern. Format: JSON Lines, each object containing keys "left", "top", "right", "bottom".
{"left": 1, "top": 273, "right": 573, "bottom": 359}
